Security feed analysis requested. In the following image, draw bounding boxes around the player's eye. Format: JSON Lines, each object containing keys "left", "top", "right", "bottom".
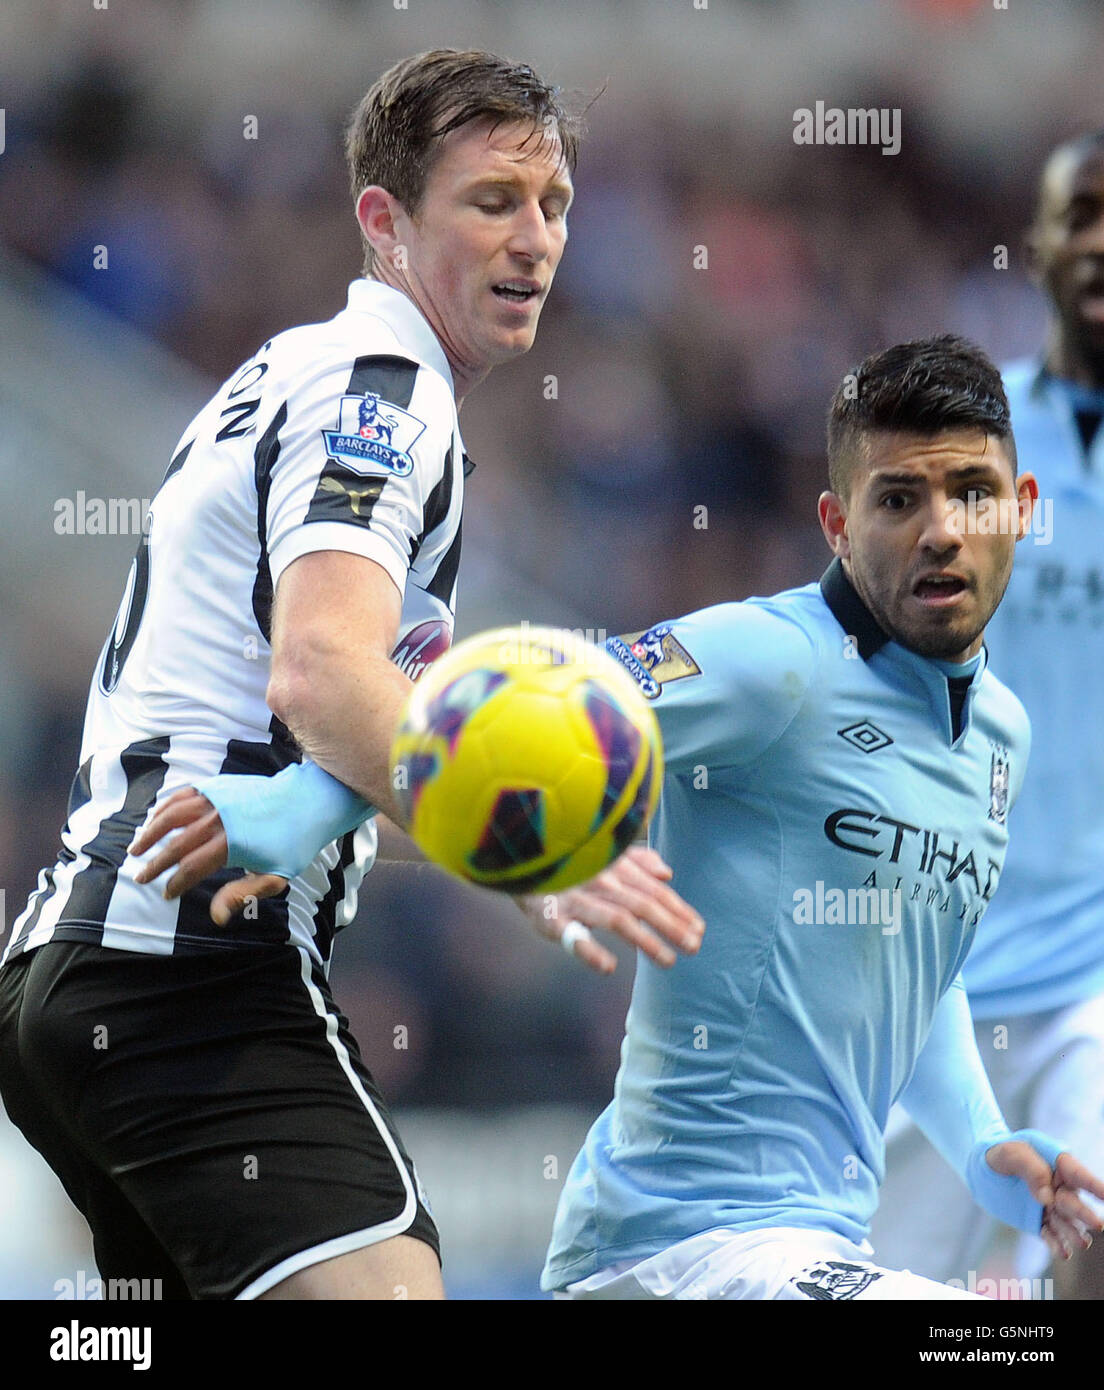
{"left": 880, "top": 492, "right": 911, "bottom": 511}
{"left": 963, "top": 487, "right": 992, "bottom": 504}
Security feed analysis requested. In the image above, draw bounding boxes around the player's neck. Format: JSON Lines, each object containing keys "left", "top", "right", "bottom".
{"left": 438, "top": 358, "right": 489, "bottom": 410}
{"left": 366, "top": 267, "right": 485, "bottom": 408}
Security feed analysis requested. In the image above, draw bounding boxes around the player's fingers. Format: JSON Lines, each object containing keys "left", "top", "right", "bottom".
{"left": 128, "top": 790, "right": 211, "bottom": 859}
{"left": 1054, "top": 1153, "right": 1104, "bottom": 1209}
{"left": 619, "top": 845, "right": 674, "bottom": 880}
{"left": 162, "top": 834, "right": 231, "bottom": 900}
{"left": 1040, "top": 1219, "right": 1071, "bottom": 1262}
{"left": 1051, "top": 1216, "right": 1092, "bottom": 1254}
{"left": 559, "top": 891, "right": 678, "bottom": 968}
{"left": 1050, "top": 1183, "right": 1104, "bottom": 1235}
{"left": 133, "top": 810, "right": 225, "bottom": 886}
{"left": 607, "top": 855, "right": 704, "bottom": 936}
{"left": 560, "top": 922, "right": 619, "bottom": 975}
{"left": 516, "top": 899, "right": 619, "bottom": 971}
{"left": 987, "top": 1142, "right": 1054, "bottom": 1206}
{"left": 1025, "top": 1166, "right": 1056, "bottom": 1209}
{"left": 608, "top": 847, "right": 681, "bottom": 897}
{"left": 588, "top": 875, "right": 702, "bottom": 952}
{"left": 130, "top": 786, "right": 210, "bottom": 839}
{"left": 591, "top": 859, "right": 698, "bottom": 919}
{"left": 1042, "top": 1210, "right": 1088, "bottom": 1259}
{"left": 210, "top": 874, "right": 288, "bottom": 926}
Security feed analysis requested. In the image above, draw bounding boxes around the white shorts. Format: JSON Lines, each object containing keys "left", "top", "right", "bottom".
{"left": 556, "top": 1225, "right": 982, "bottom": 1301}
{"left": 871, "top": 993, "right": 1104, "bottom": 1286}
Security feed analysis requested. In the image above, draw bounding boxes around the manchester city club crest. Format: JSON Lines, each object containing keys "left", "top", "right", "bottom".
{"left": 989, "top": 745, "right": 1010, "bottom": 824}
{"left": 321, "top": 392, "right": 426, "bottom": 475}
{"left": 791, "top": 1260, "right": 884, "bottom": 1301}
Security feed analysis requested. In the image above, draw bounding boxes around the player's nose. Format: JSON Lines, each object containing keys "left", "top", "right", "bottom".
{"left": 918, "top": 495, "right": 965, "bottom": 553}
{"left": 506, "top": 200, "right": 552, "bottom": 263}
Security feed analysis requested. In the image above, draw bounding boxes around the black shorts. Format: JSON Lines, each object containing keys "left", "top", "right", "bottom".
{"left": 0, "top": 940, "right": 438, "bottom": 1300}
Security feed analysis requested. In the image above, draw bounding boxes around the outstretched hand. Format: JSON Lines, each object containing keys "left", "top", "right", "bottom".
{"left": 518, "top": 845, "right": 704, "bottom": 975}
{"left": 985, "top": 1141, "right": 1104, "bottom": 1261}
{"left": 132, "top": 798, "right": 707, "bottom": 955}
{"left": 128, "top": 787, "right": 287, "bottom": 925}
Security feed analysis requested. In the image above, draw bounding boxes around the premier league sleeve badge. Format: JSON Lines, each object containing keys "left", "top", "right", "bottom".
{"left": 322, "top": 392, "right": 427, "bottom": 476}
{"left": 605, "top": 624, "right": 701, "bottom": 700}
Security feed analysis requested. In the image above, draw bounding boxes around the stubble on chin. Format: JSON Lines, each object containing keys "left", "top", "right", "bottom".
{"left": 850, "top": 558, "right": 973, "bottom": 660}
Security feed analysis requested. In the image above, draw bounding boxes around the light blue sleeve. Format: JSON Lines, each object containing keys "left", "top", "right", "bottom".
{"left": 897, "top": 975, "right": 1010, "bottom": 1174}
{"left": 608, "top": 602, "right": 818, "bottom": 775}
{"left": 898, "top": 975, "right": 1066, "bottom": 1234}
{"left": 197, "top": 760, "right": 375, "bottom": 877}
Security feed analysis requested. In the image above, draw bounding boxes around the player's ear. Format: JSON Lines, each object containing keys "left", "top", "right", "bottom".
{"left": 1014, "top": 471, "right": 1039, "bottom": 541}
{"left": 818, "top": 491, "right": 850, "bottom": 558}
{"left": 356, "top": 186, "right": 407, "bottom": 273}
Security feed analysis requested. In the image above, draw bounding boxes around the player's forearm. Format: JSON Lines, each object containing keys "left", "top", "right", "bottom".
{"left": 198, "top": 760, "right": 375, "bottom": 877}
{"left": 267, "top": 647, "right": 411, "bottom": 826}
{"left": 897, "top": 975, "right": 1008, "bottom": 1176}
{"left": 899, "top": 976, "right": 1072, "bottom": 1234}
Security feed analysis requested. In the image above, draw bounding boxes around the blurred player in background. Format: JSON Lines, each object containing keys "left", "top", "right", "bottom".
{"left": 541, "top": 337, "right": 1104, "bottom": 1301}
{"left": 0, "top": 48, "right": 699, "bottom": 1303}
{"left": 872, "top": 131, "right": 1104, "bottom": 1300}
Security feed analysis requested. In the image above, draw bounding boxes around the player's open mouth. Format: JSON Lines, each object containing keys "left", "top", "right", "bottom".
{"left": 492, "top": 281, "right": 540, "bottom": 304}
{"left": 912, "top": 573, "right": 968, "bottom": 607}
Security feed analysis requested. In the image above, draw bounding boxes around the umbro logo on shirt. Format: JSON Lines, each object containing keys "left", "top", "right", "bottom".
{"left": 837, "top": 721, "right": 893, "bottom": 754}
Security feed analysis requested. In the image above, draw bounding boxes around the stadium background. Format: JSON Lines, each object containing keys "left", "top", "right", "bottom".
{"left": 0, "top": 0, "right": 1096, "bottom": 1299}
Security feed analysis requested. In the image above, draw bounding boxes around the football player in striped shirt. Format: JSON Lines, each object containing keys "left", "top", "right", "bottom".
{"left": 0, "top": 49, "right": 700, "bottom": 1302}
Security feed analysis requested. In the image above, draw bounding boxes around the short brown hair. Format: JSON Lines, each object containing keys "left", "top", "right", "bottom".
{"left": 346, "top": 49, "right": 583, "bottom": 275}
{"left": 826, "top": 334, "right": 1017, "bottom": 500}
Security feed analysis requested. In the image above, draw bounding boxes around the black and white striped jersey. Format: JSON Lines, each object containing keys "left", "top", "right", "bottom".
{"left": 5, "top": 279, "right": 465, "bottom": 969}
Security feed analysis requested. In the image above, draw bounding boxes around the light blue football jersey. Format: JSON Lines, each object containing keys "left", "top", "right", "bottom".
{"left": 962, "top": 362, "right": 1104, "bottom": 1017}
{"left": 542, "top": 560, "right": 1030, "bottom": 1289}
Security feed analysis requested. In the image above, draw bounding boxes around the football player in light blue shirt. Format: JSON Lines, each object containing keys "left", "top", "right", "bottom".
{"left": 959, "top": 133, "right": 1104, "bottom": 1030}
{"left": 542, "top": 334, "right": 1104, "bottom": 1300}
{"left": 874, "top": 133, "right": 1104, "bottom": 1299}
{"left": 127, "top": 337, "right": 1104, "bottom": 1301}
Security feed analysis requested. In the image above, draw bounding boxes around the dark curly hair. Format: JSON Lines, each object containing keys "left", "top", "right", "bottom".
{"left": 827, "top": 335, "right": 1016, "bottom": 499}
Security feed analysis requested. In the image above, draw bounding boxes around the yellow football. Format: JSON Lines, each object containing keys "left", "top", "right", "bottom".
{"left": 390, "top": 625, "right": 663, "bottom": 893}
